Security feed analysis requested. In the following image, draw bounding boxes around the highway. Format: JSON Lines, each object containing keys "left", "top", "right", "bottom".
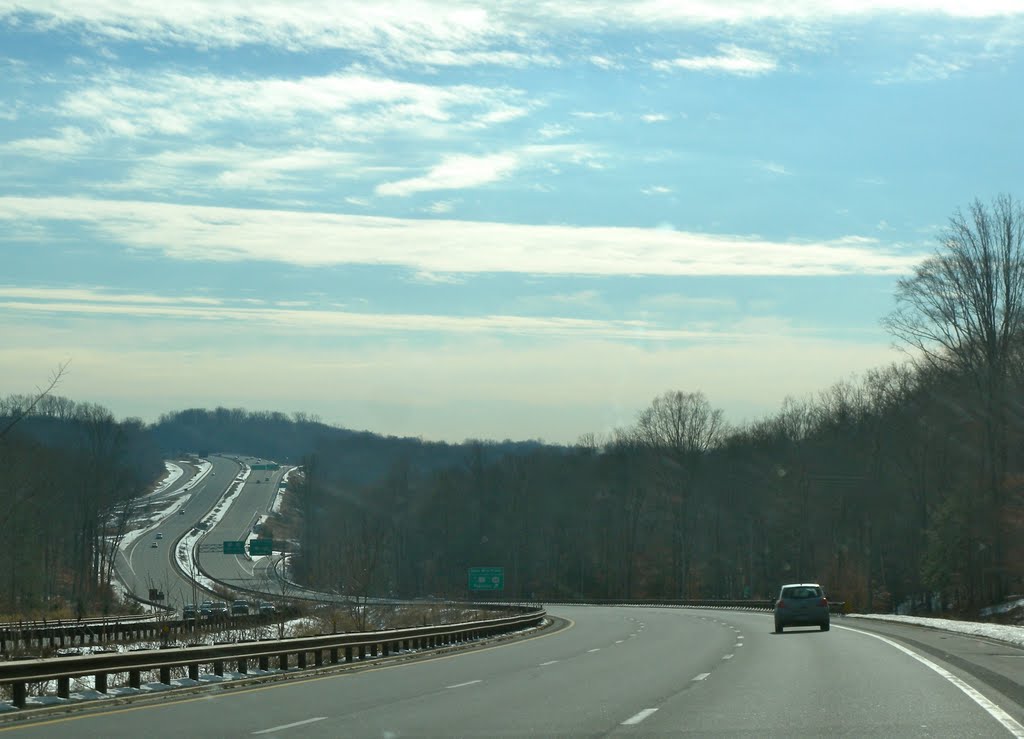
{"left": 3, "top": 606, "right": 1021, "bottom": 737}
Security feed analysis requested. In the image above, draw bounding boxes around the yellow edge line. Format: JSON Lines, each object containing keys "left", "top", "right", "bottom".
{"left": 0, "top": 616, "right": 575, "bottom": 733}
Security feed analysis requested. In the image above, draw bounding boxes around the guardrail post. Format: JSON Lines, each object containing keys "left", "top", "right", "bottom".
{"left": 12, "top": 681, "right": 26, "bottom": 708}
{"left": 330, "top": 647, "right": 339, "bottom": 664}
{"left": 238, "top": 658, "right": 248, "bottom": 674}
{"left": 160, "top": 666, "right": 171, "bottom": 685}
{"left": 382, "top": 642, "right": 390, "bottom": 657}
{"left": 95, "top": 672, "right": 108, "bottom": 694}
{"left": 297, "top": 651, "right": 307, "bottom": 669}
{"left": 345, "top": 646, "right": 353, "bottom": 663}
{"left": 188, "top": 664, "right": 199, "bottom": 682}
{"left": 358, "top": 645, "right": 365, "bottom": 661}
{"left": 214, "top": 659, "right": 224, "bottom": 677}
{"left": 314, "top": 649, "right": 323, "bottom": 667}
{"left": 57, "top": 676, "right": 70, "bottom": 699}
{"left": 259, "top": 655, "right": 269, "bottom": 671}
{"left": 129, "top": 669, "right": 141, "bottom": 689}
{"left": 278, "top": 653, "right": 288, "bottom": 671}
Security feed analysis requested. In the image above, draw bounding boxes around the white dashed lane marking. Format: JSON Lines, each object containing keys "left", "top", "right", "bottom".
{"left": 539, "top": 660, "right": 559, "bottom": 666}
{"left": 446, "top": 680, "right": 482, "bottom": 689}
{"left": 692, "top": 673, "right": 711, "bottom": 681}
{"left": 622, "top": 708, "right": 658, "bottom": 726}
{"left": 722, "top": 654, "right": 734, "bottom": 660}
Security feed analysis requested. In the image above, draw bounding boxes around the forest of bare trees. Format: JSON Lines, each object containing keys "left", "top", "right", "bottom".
{"left": 290, "top": 196, "right": 1024, "bottom": 615}
{"left": 0, "top": 393, "right": 163, "bottom": 616}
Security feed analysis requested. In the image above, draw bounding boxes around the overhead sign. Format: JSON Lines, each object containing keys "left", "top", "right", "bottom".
{"left": 249, "top": 539, "right": 273, "bottom": 555}
{"left": 223, "top": 540, "right": 245, "bottom": 555}
{"left": 468, "top": 567, "right": 504, "bottom": 591}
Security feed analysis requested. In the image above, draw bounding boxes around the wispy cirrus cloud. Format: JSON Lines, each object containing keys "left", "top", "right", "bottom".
{"left": 3, "top": 126, "right": 92, "bottom": 157}
{"left": 652, "top": 44, "right": 778, "bottom": 76}
{"left": 0, "top": 196, "right": 924, "bottom": 276}
{"left": 52, "top": 70, "right": 527, "bottom": 142}
{"left": 375, "top": 144, "right": 600, "bottom": 197}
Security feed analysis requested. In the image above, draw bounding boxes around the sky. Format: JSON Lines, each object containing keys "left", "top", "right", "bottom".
{"left": 2, "top": 1, "right": 1023, "bottom": 444}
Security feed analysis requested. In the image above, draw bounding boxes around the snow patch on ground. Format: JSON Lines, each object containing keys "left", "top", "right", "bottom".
{"left": 176, "top": 465, "right": 251, "bottom": 591}
{"left": 146, "top": 462, "right": 184, "bottom": 497}
{"left": 119, "top": 461, "right": 213, "bottom": 552}
{"left": 848, "top": 613, "right": 1024, "bottom": 648}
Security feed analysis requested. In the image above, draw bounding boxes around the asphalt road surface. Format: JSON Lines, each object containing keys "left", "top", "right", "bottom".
{"left": 117, "top": 456, "right": 242, "bottom": 608}
{"left": 3, "top": 606, "right": 1021, "bottom": 737}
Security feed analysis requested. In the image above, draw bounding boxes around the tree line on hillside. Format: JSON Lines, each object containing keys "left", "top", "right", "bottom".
{"left": 289, "top": 196, "right": 1024, "bottom": 614}
{"left": 151, "top": 407, "right": 546, "bottom": 485}
{"left": 0, "top": 394, "right": 164, "bottom": 615}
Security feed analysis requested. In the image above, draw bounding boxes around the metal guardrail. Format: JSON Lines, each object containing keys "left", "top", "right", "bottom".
{"left": 0, "top": 614, "right": 169, "bottom": 655}
{"left": 539, "top": 598, "right": 847, "bottom": 615}
{"left": 0, "top": 608, "right": 546, "bottom": 709}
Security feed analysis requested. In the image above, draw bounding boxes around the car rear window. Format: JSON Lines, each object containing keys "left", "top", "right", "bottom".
{"left": 782, "top": 586, "right": 822, "bottom": 599}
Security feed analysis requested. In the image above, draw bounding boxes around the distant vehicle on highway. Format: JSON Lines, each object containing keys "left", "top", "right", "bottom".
{"left": 199, "top": 600, "right": 214, "bottom": 618}
{"left": 257, "top": 600, "right": 276, "bottom": 616}
{"left": 182, "top": 604, "right": 197, "bottom": 620}
{"left": 210, "top": 601, "right": 229, "bottom": 617}
{"left": 150, "top": 541, "right": 158, "bottom": 548}
{"left": 774, "top": 583, "right": 830, "bottom": 633}
{"left": 231, "top": 599, "right": 250, "bottom": 616}
{"left": 155, "top": 532, "right": 163, "bottom": 539}
{"left": 178, "top": 509, "right": 185, "bottom": 515}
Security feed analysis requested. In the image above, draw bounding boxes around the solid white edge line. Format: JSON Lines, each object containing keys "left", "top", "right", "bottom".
{"left": 446, "top": 680, "right": 483, "bottom": 689}
{"left": 252, "top": 717, "right": 327, "bottom": 734}
{"left": 539, "top": 660, "right": 559, "bottom": 666}
{"left": 835, "top": 624, "right": 1024, "bottom": 738}
{"left": 587, "top": 648, "right": 601, "bottom": 653}
{"left": 692, "top": 673, "right": 711, "bottom": 681}
{"left": 621, "top": 708, "right": 658, "bottom": 725}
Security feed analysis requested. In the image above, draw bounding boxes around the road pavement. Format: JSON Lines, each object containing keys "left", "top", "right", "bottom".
{"left": 3, "top": 606, "right": 1021, "bottom": 737}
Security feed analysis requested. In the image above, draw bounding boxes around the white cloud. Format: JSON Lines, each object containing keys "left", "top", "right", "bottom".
{"left": 376, "top": 152, "right": 521, "bottom": 197}
{"left": 423, "top": 199, "right": 457, "bottom": 214}
{"left": 877, "top": 52, "right": 967, "bottom": 83}
{"left": 3, "top": 126, "right": 92, "bottom": 157}
{"left": 537, "top": 123, "right": 573, "bottom": 139}
{"left": 5, "top": 2, "right": 1021, "bottom": 59}
{"left": 588, "top": 55, "right": 622, "bottom": 70}
{"left": 375, "top": 144, "right": 600, "bottom": 197}
{"left": 0, "top": 196, "right": 925, "bottom": 276}
{"left": 755, "top": 160, "right": 792, "bottom": 176}
{"left": 56, "top": 69, "right": 526, "bottom": 141}
{"left": 641, "top": 113, "right": 669, "bottom": 123}
{"left": 641, "top": 185, "right": 673, "bottom": 195}
{"left": 653, "top": 45, "right": 778, "bottom": 76}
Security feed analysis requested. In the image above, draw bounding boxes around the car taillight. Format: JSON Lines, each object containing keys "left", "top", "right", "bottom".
{"left": 819, "top": 597, "right": 828, "bottom": 606}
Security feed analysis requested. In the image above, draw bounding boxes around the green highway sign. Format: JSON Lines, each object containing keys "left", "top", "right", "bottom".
{"left": 249, "top": 538, "right": 273, "bottom": 555}
{"left": 223, "top": 540, "right": 245, "bottom": 555}
{"left": 468, "top": 567, "right": 504, "bottom": 591}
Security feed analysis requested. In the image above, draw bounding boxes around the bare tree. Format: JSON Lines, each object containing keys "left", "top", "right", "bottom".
{"left": 0, "top": 362, "right": 69, "bottom": 440}
{"left": 634, "top": 391, "right": 726, "bottom": 597}
{"left": 884, "top": 194, "right": 1024, "bottom": 603}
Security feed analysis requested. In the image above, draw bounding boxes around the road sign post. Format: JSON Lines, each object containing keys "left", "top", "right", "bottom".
{"left": 468, "top": 567, "right": 504, "bottom": 592}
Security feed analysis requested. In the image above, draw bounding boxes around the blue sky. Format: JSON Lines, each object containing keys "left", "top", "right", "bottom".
{"left": 2, "top": 1, "right": 1023, "bottom": 443}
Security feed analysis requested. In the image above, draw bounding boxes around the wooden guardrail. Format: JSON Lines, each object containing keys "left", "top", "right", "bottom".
{"left": 0, "top": 608, "right": 546, "bottom": 709}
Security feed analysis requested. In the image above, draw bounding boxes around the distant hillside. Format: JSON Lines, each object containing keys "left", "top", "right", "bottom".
{"left": 150, "top": 407, "right": 556, "bottom": 485}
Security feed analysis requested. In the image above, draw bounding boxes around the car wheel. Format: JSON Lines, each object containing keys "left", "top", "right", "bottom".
{"left": 774, "top": 622, "right": 783, "bottom": 634}
{"left": 820, "top": 623, "right": 830, "bottom": 631}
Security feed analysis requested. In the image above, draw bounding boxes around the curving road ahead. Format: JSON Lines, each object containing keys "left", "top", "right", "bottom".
{"left": 2, "top": 606, "right": 1021, "bottom": 737}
